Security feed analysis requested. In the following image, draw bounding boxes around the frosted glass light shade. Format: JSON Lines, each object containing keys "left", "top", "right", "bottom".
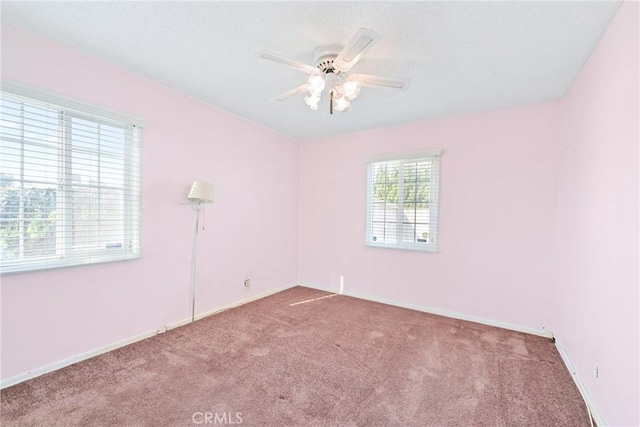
{"left": 304, "top": 94, "right": 320, "bottom": 110}
{"left": 188, "top": 181, "right": 214, "bottom": 203}
{"left": 334, "top": 95, "right": 350, "bottom": 112}
{"left": 307, "top": 75, "right": 326, "bottom": 96}
{"left": 343, "top": 81, "right": 361, "bottom": 100}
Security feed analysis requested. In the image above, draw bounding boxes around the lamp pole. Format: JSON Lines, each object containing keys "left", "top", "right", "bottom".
{"left": 189, "top": 202, "right": 202, "bottom": 322}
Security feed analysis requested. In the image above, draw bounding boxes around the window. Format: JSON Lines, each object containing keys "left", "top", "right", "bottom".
{"left": 0, "top": 87, "right": 142, "bottom": 274}
{"left": 366, "top": 150, "right": 441, "bottom": 252}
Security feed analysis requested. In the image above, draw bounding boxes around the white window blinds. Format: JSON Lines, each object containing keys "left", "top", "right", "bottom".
{"left": 366, "top": 151, "right": 441, "bottom": 252}
{"left": 0, "top": 89, "right": 141, "bottom": 274}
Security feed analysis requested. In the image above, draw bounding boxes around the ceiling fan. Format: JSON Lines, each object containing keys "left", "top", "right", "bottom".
{"left": 259, "top": 28, "right": 409, "bottom": 115}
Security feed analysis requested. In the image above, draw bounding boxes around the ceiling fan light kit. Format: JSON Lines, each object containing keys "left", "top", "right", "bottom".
{"left": 259, "top": 28, "right": 408, "bottom": 115}
{"left": 304, "top": 72, "right": 357, "bottom": 113}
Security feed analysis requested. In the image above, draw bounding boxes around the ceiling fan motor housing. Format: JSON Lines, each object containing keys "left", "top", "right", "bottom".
{"left": 314, "top": 45, "right": 343, "bottom": 73}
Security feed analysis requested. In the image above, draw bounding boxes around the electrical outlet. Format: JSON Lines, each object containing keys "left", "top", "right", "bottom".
{"left": 244, "top": 279, "right": 251, "bottom": 288}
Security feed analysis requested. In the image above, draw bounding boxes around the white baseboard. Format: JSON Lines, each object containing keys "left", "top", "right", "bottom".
{"left": 0, "top": 329, "right": 159, "bottom": 390}
{"left": 299, "top": 282, "right": 553, "bottom": 338}
{"left": 555, "top": 339, "right": 605, "bottom": 426}
{"left": 0, "top": 283, "right": 297, "bottom": 390}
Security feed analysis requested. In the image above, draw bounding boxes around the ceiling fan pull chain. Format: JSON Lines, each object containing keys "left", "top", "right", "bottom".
{"left": 330, "top": 90, "right": 334, "bottom": 115}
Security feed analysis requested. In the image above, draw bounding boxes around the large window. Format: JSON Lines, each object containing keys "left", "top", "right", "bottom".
{"left": 0, "top": 88, "right": 141, "bottom": 274}
{"left": 366, "top": 150, "right": 441, "bottom": 252}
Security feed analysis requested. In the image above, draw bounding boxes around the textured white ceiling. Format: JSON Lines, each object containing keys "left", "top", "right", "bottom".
{"left": 1, "top": 1, "right": 620, "bottom": 140}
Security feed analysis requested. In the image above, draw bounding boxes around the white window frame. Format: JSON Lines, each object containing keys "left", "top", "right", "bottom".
{"left": 365, "top": 149, "right": 441, "bottom": 252}
{"left": 0, "top": 82, "right": 144, "bottom": 274}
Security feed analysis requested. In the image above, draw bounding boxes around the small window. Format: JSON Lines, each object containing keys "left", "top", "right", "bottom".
{"left": 0, "top": 88, "right": 142, "bottom": 274}
{"left": 366, "top": 150, "right": 441, "bottom": 252}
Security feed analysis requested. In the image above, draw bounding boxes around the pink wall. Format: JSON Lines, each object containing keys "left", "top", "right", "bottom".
{"left": 0, "top": 24, "right": 299, "bottom": 380}
{"left": 299, "top": 3, "right": 638, "bottom": 425}
{"left": 299, "top": 102, "right": 563, "bottom": 330}
{"left": 555, "top": 2, "right": 639, "bottom": 425}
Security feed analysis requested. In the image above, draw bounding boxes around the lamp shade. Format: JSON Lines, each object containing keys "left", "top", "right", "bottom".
{"left": 187, "top": 181, "right": 214, "bottom": 203}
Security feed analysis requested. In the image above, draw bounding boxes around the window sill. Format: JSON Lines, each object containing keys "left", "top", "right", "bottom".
{"left": 0, "top": 253, "right": 142, "bottom": 275}
{"left": 364, "top": 241, "right": 439, "bottom": 253}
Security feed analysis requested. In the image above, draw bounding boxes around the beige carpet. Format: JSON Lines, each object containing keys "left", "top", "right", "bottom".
{"left": 1, "top": 286, "right": 589, "bottom": 426}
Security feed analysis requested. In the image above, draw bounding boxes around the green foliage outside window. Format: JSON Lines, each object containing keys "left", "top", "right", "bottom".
{"left": 373, "top": 163, "right": 431, "bottom": 208}
{"left": 0, "top": 174, "right": 57, "bottom": 259}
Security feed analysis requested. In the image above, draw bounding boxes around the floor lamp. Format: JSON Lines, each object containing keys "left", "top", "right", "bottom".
{"left": 187, "top": 180, "right": 214, "bottom": 322}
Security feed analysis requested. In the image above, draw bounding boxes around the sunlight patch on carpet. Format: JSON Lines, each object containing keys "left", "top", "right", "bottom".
{"left": 289, "top": 293, "right": 338, "bottom": 306}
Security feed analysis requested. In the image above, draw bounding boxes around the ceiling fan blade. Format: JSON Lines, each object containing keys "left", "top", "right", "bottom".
{"left": 333, "top": 28, "right": 380, "bottom": 73}
{"left": 258, "top": 50, "right": 318, "bottom": 75}
{"left": 272, "top": 84, "right": 308, "bottom": 102}
{"left": 349, "top": 74, "right": 410, "bottom": 91}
